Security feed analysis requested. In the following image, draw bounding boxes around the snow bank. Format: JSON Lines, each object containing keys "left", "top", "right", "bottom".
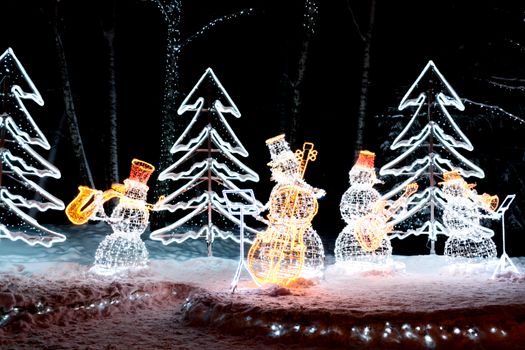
{"left": 1, "top": 225, "right": 525, "bottom": 348}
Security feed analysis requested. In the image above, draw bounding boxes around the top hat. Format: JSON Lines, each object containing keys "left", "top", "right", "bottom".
{"left": 440, "top": 170, "right": 476, "bottom": 189}
{"left": 354, "top": 150, "right": 376, "bottom": 169}
{"left": 128, "top": 159, "right": 155, "bottom": 184}
{"left": 265, "top": 134, "right": 296, "bottom": 167}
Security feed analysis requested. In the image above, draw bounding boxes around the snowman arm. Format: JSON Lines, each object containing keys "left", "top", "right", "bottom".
{"left": 89, "top": 192, "right": 110, "bottom": 222}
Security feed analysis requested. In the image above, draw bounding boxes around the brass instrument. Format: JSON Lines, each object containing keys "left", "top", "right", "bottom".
{"left": 479, "top": 193, "right": 499, "bottom": 213}
{"left": 65, "top": 185, "right": 124, "bottom": 225}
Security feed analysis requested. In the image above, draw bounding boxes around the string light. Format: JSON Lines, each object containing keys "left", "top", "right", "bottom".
{"left": 440, "top": 170, "right": 499, "bottom": 260}
{"left": 336, "top": 151, "right": 392, "bottom": 263}
{"left": 0, "top": 48, "right": 65, "bottom": 247}
{"left": 66, "top": 159, "right": 156, "bottom": 275}
{"left": 379, "top": 60, "right": 486, "bottom": 246}
{"left": 150, "top": 68, "right": 261, "bottom": 250}
{"left": 247, "top": 135, "right": 324, "bottom": 286}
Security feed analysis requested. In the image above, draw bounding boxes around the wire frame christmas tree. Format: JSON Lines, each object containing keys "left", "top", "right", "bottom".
{"left": 150, "top": 68, "right": 261, "bottom": 256}
{"left": 0, "top": 48, "right": 65, "bottom": 247}
{"left": 379, "top": 60, "right": 485, "bottom": 253}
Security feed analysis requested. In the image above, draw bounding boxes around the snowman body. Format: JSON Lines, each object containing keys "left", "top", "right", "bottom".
{"left": 442, "top": 180, "right": 496, "bottom": 260}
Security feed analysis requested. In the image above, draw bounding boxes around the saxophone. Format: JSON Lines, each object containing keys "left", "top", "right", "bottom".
{"left": 65, "top": 185, "right": 124, "bottom": 225}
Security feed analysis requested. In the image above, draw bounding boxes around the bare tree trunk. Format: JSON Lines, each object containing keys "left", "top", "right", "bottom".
{"left": 354, "top": 0, "right": 376, "bottom": 160}
{"left": 150, "top": 0, "right": 182, "bottom": 230}
{"left": 157, "top": 33, "right": 181, "bottom": 190}
{"left": 52, "top": 2, "right": 95, "bottom": 188}
{"left": 289, "top": 39, "right": 311, "bottom": 148}
{"left": 102, "top": 1, "right": 119, "bottom": 185}
{"left": 288, "top": 0, "right": 319, "bottom": 148}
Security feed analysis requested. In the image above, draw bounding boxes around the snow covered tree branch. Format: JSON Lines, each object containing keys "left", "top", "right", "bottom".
{"left": 462, "top": 98, "right": 525, "bottom": 125}
{"left": 181, "top": 8, "right": 258, "bottom": 50}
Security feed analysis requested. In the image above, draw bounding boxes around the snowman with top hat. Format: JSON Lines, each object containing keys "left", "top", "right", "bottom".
{"left": 66, "top": 159, "right": 158, "bottom": 275}
{"left": 335, "top": 150, "right": 392, "bottom": 265}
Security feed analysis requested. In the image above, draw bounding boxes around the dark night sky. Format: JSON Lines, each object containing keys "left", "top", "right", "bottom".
{"left": 0, "top": 0, "right": 523, "bottom": 254}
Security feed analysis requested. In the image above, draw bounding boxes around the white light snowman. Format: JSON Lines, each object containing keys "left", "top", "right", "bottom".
{"left": 90, "top": 159, "right": 157, "bottom": 275}
{"left": 335, "top": 150, "right": 392, "bottom": 264}
{"left": 440, "top": 170, "right": 499, "bottom": 260}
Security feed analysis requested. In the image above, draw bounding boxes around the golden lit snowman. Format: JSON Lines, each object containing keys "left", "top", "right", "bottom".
{"left": 66, "top": 159, "right": 157, "bottom": 275}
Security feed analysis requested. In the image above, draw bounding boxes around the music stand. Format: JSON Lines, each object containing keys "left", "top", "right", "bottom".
{"left": 491, "top": 194, "right": 519, "bottom": 279}
{"left": 223, "top": 189, "right": 259, "bottom": 292}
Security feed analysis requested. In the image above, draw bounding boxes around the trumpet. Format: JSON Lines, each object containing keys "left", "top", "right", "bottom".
{"left": 479, "top": 193, "right": 499, "bottom": 212}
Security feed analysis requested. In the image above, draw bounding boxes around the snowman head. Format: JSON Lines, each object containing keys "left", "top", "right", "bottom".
{"left": 266, "top": 134, "right": 301, "bottom": 183}
{"left": 349, "top": 150, "right": 379, "bottom": 186}
{"left": 440, "top": 170, "right": 475, "bottom": 198}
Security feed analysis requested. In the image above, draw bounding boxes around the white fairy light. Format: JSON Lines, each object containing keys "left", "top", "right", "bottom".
{"left": 0, "top": 48, "right": 65, "bottom": 247}
{"left": 439, "top": 170, "right": 499, "bottom": 261}
{"left": 89, "top": 160, "right": 156, "bottom": 275}
{"left": 66, "top": 159, "right": 155, "bottom": 275}
{"left": 247, "top": 135, "right": 324, "bottom": 286}
{"left": 301, "top": 226, "right": 325, "bottom": 278}
{"left": 379, "top": 61, "right": 486, "bottom": 251}
{"left": 335, "top": 225, "right": 393, "bottom": 264}
{"left": 335, "top": 151, "right": 392, "bottom": 264}
{"left": 150, "top": 68, "right": 261, "bottom": 253}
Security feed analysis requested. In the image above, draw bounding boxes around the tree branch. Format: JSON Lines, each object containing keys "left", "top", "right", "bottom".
{"left": 488, "top": 80, "right": 525, "bottom": 92}
{"left": 506, "top": 39, "right": 525, "bottom": 53}
{"left": 181, "top": 8, "right": 257, "bottom": 49}
{"left": 462, "top": 98, "right": 525, "bottom": 125}
{"left": 346, "top": 0, "right": 365, "bottom": 42}
{"left": 491, "top": 76, "right": 525, "bottom": 83}
{"left": 152, "top": 0, "right": 170, "bottom": 21}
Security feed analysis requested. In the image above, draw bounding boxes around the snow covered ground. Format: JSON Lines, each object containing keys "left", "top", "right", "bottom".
{"left": 1, "top": 224, "right": 524, "bottom": 349}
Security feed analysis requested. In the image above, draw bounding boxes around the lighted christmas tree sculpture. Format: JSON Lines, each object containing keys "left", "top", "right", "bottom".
{"left": 439, "top": 170, "right": 499, "bottom": 260}
{"left": 335, "top": 151, "right": 391, "bottom": 264}
{"left": 66, "top": 159, "right": 157, "bottom": 275}
{"left": 150, "top": 68, "right": 261, "bottom": 256}
{"left": 0, "top": 48, "right": 65, "bottom": 247}
{"left": 247, "top": 135, "right": 325, "bottom": 286}
{"left": 379, "top": 60, "right": 485, "bottom": 253}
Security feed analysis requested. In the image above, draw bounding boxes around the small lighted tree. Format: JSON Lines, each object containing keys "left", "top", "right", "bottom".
{"left": 379, "top": 60, "right": 485, "bottom": 253}
{"left": 0, "top": 48, "right": 65, "bottom": 247}
{"left": 150, "top": 68, "right": 261, "bottom": 256}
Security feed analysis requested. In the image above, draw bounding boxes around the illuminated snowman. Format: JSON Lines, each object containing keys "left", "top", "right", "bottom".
{"left": 335, "top": 151, "right": 392, "bottom": 264}
{"left": 66, "top": 159, "right": 156, "bottom": 275}
{"left": 440, "top": 170, "right": 499, "bottom": 260}
{"left": 247, "top": 135, "right": 325, "bottom": 285}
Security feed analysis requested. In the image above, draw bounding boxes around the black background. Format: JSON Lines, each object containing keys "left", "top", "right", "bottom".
{"left": 0, "top": 0, "right": 523, "bottom": 255}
